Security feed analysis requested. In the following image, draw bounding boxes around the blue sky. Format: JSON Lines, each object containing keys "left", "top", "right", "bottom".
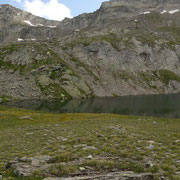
{"left": 0, "top": 0, "right": 107, "bottom": 20}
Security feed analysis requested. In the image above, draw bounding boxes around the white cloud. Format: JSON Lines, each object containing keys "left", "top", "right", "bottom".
{"left": 23, "top": 0, "right": 72, "bottom": 21}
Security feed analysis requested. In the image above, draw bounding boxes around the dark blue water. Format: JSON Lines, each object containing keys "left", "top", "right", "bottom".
{"left": 3, "top": 93, "right": 180, "bottom": 118}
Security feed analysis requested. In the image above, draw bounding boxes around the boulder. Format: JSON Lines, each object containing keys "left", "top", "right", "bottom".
{"left": 38, "top": 75, "right": 50, "bottom": 86}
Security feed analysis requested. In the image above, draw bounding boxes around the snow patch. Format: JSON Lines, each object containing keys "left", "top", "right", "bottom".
{"left": 160, "top": 10, "right": 167, "bottom": 14}
{"left": 48, "top": 25, "right": 56, "bottom": 28}
{"left": 24, "top": 21, "right": 45, "bottom": 27}
{"left": 134, "top": 19, "right": 138, "bottom": 22}
{"left": 18, "top": 38, "right": 24, "bottom": 42}
{"left": 24, "top": 20, "right": 58, "bottom": 29}
{"left": 75, "top": 29, "right": 80, "bottom": 32}
{"left": 31, "top": 38, "right": 36, "bottom": 41}
{"left": 37, "top": 24, "right": 44, "bottom": 27}
{"left": 168, "top": 9, "right": 179, "bottom": 14}
{"left": 24, "top": 20, "right": 36, "bottom": 26}
{"left": 140, "top": 11, "right": 150, "bottom": 15}
{"left": 143, "top": 11, "right": 150, "bottom": 14}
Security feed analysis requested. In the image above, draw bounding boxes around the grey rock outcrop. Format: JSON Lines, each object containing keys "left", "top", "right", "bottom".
{"left": 5, "top": 156, "right": 154, "bottom": 179}
{"left": 44, "top": 172, "right": 153, "bottom": 179}
{"left": 0, "top": 0, "right": 180, "bottom": 100}
{"left": 5, "top": 156, "right": 54, "bottom": 177}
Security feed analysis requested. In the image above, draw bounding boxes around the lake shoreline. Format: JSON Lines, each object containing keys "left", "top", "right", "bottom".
{"left": 2, "top": 93, "right": 180, "bottom": 118}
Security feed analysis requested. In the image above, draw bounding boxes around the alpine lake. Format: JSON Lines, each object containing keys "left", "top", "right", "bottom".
{"left": 3, "top": 93, "right": 180, "bottom": 118}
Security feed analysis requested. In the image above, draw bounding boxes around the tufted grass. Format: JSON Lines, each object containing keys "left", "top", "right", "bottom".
{"left": 0, "top": 105, "right": 179, "bottom": 179}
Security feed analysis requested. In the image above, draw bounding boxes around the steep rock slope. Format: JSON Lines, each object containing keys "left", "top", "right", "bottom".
{"left": 0, "top": 0, "right": 180, "bottom": 100}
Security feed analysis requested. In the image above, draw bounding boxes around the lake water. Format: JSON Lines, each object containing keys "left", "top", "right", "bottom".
{"left": 3, "top": 93, "right": 180, "bottom": 118}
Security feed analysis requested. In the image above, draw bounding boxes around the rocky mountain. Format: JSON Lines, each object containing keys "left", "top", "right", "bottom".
{"left": 0, "top": 0, "right": 180, "bottom": 101}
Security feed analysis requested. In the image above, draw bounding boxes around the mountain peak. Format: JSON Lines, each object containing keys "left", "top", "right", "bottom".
{"left": 101, "top": 0, "right": 180, "bottom": 9}
{"left": 100, "top": 0, "right": 180, "bottom": 18}
{"left": 108, "top": 0, "right": 180, "bottom": 4}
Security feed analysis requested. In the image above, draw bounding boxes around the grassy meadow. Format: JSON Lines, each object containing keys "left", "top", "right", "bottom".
{"left": 0, "top": 105, "right": 179, "bottom": 179}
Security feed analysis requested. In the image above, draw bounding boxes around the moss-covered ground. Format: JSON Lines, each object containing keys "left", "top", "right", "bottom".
{"left": 0, "top": 106, "right": 179, "bottom": 179}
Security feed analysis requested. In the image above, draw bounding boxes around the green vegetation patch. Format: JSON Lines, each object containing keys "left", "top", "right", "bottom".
{"left": 0, "top": 106, "right": 179, "bottom": 179}
{"left": 0, "top": 43, "right": 22, "bottom": 58}
{"left": 114, "top": 71, "right": 134, "bottom": 82}
{"left": 0, "top": 59, "right": 23, "bottom": 71}
{"left": 49, "top": 71, "right": 60, "bottom": 80}
{"left": 145, "top": 13, "right": 162, "bottom": 23}
{"left": 158, "top": 69, "right": 180, "bottom": 85}
{"left": 0, "top": 96, "right": 13, "bottom": 103}
{"left": 0, "top": 43, "right": 25, "bottom": 71}
{"left": 139, "top": 72, "right": 158, "bottom": 89}
{"left": 65, "top": 33, "right": 133, "bottom": 50}
{"left": 0, "top": 42, "right": 69, "bottom": 75}
{"left": 37, "top": 82, "right": 72, "bottom": 99}
{"left": 159, "top": 26, "right": 180, "bottom": 42}
{"left": 50, "top": 164, "right": 78, "bottom": 177}
{"left": 135, "top": 70, "right": 180, "bottom": 88}
{"left": 19, "top": 44, "right": 67, "bottom": 75}
{"left": 135, "top": 33, "right": 161, "bottom": 47}
{"left": 125, "top": 30, "right": 178, "bottom": 50}
{"left": 82, "top": 159, "right": 115, "bottom": 170}
{"left": 53, "top": 152, "right": 75, "bottom": 163}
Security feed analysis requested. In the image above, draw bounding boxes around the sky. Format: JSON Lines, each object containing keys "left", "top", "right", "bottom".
{"left": 0, "top": 0, "right": 107, "bottom": 21}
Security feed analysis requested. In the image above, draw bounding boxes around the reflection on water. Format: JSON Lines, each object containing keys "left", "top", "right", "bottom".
{"left": 3, "top": 93, "right": 180, "bottom": 118}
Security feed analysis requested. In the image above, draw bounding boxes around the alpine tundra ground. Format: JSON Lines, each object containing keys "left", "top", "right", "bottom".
{"left": 0, "top": 105, "right": 179, "bottom": 179}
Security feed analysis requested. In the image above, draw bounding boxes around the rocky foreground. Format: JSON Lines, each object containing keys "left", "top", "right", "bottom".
{"left": 0, "top": 0, "right": 180, "bottom": 100}
{"left": 5, "top": 156, "right": 153, "bottom": 179}
{"left": 0, "top": 106, "right": 179, "bottom": 179}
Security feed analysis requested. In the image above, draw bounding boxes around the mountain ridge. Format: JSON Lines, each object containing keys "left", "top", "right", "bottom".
{"left": 0, "top": 1, "right": 180, "bottom": 101}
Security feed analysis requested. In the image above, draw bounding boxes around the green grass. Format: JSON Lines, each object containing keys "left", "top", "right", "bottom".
{"left": 65, "top": 33, "right": 133, "bottom": 50}
{"left": 0, "top": 96, "right": 13, "bottom": 103}
{"left": 82, "top": 159, "right": 115, "bottom": 170}
{"left": 36, "top": 82, "right": 72, "bottom": 99}
{"left": 139, "top": 72, "right": 158, "bottom": 89}
{"left": 135, "top": 70, "right": 180, "bottom": 87}
{"left": 159, "top": 26, "right": 180, "bottom": 42}
{"left": 0, "top": 42, "right": 70, "bottom": 75}
{"left": 158, "top": 69, "right": 180, "bottom": 85}
{"left": 0, "top": 43, "right": 25, "bottom": 71}
{"left": 49, "top": 71, "right": 60, "bottom": 80}
{"left": 0, "top": 43, "right": 21, "bottom": 57}
{"left": 145, "top": 13, "right": 162, "bottom": 23}
{"left": 0, "top": 59, "right": 22, "bottom": 71}
{"left": 0, "top": 106, "right": 179, "bottom": 179}
{"left": 50, "top": 164, "right": 78, "bottom": 177}
{"left": 53, "top": 152, "right": 75, "bottom": 163}
{"left": 113, "top": 71, "right": 134, "bottom": 82}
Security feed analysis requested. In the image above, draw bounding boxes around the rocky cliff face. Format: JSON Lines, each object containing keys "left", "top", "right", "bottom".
{"left": 0, "top": 0, "right": 180, "bottom": 100}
